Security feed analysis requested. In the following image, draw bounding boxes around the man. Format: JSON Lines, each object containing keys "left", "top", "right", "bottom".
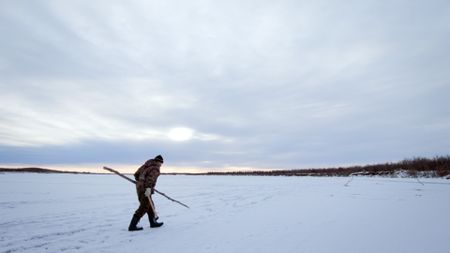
{"left": 128, "top": 155, "right": 164, "bottom": 231}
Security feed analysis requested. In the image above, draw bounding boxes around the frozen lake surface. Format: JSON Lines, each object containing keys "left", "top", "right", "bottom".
{"left": 1, "top": 173, "right": 449, "bottom": 253}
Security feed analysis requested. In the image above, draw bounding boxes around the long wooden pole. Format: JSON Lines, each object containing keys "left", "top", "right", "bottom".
{"left": 103, "top": 166, "right": 190, "bottom": 209}
{"left": 103, "top": 166, "right": 137, "bottom": 183}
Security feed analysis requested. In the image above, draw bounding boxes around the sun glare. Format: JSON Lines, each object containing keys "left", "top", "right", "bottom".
{"left": 168, "top": 127, "right": 194, "bottom": 142}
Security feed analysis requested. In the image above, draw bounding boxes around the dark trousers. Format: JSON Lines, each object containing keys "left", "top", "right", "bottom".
{"left": 134, "top": 189, "right": 156, "bottom": 220}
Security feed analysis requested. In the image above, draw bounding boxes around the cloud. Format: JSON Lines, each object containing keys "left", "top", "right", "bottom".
{"left": 0, "top": 77, "right": 229, "bottom": 147}
{"left": 1, "top": 0, "right": 450, "bottom": 168}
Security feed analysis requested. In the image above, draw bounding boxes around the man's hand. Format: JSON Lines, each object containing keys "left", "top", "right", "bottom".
{"left": 144, "top": 188, "right": 152, "bottom": 197}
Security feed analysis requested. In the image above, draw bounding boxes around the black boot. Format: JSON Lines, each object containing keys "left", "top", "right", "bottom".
{"left": 148, "top": 214, "right": 164, "bottom": 228}
{"left": 128, "top": 214, "right": 143, "bottom": 231}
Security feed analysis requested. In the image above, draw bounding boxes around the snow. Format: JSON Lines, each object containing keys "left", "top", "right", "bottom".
{"left": 1, "top": 173, "right": 450, "bottom": 253}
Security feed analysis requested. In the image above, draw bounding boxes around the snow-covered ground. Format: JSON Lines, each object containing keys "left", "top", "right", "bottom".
{"left": 1, "top": 173, "right": 449, "bottom": 253}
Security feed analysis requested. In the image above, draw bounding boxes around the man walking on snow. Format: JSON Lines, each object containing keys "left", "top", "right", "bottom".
{"left": 128, "top": 155, "right": 164, "bottom": 231}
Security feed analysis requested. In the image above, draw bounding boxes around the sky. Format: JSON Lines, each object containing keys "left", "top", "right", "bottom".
{"left": 1, "top": 0, "right": 450, "bottom": 172}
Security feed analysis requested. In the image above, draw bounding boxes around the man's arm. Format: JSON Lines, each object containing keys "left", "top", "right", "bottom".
{"left": 143, "top": 169, "right": 159, "bottom": 197}
{"left": 148, "top": 169, "right": 160, "bottom": 189}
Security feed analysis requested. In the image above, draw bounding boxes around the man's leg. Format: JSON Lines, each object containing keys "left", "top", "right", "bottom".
{"left": 128, "top": 191, "right": 150, "bottom": 231}
{"left": 147, "top": 196, "right": 164, "bottom": 228}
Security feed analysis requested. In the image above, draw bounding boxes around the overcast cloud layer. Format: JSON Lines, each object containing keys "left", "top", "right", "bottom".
{"left": 1, "top": 0, "right": 450, "bottom": 170}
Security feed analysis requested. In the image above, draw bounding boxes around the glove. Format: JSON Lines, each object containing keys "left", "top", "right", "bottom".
{"left": 144, "top": 188, "right": 152, "bottom": 197}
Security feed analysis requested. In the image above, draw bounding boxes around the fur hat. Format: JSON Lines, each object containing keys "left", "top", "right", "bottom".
{"left": 154, "top": 155, "right": 164, "bottom": 163}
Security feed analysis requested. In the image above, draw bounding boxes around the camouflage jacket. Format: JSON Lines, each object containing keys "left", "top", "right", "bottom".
{"left": 134, "top": 159, "right": 161, "bottom": 192}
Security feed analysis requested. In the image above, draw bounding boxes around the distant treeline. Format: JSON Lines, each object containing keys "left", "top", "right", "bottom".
{"left": 2, "top": 156, "right": 450, "bottom": 178}
{"left": 0, "top": 167, "right": 93, "bottom": 174}
{"left": 201, "top": 156, "right": 450, "bottom": 178}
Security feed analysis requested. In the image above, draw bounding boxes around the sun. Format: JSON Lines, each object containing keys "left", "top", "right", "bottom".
{"left": 168, "top": 127, "right": 194, "bottom": 141}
